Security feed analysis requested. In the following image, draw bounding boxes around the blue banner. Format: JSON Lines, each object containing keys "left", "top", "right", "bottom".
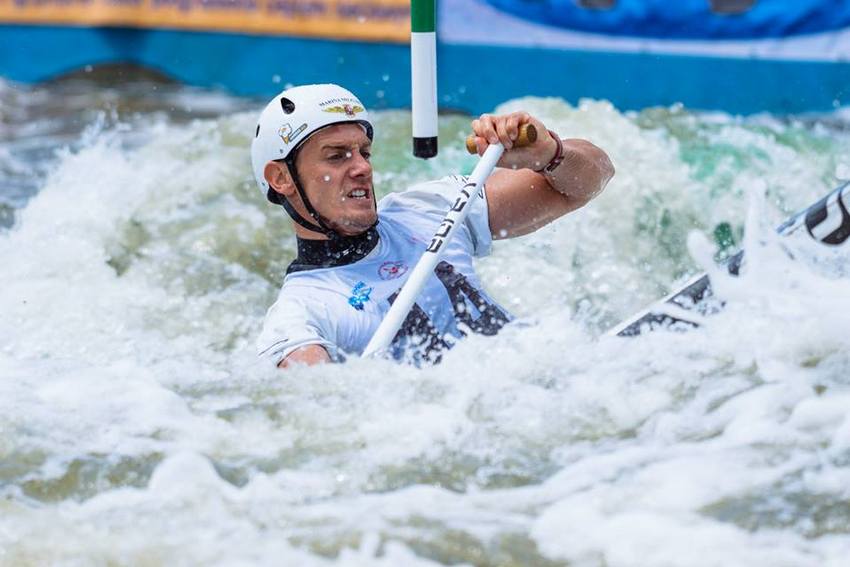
{"left": 484, "top": 0, "right": 850, "bottom": 39}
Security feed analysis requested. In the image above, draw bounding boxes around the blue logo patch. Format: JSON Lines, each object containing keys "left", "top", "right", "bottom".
{"left": 348, "top": 281, "right": 373, "bottom": 311}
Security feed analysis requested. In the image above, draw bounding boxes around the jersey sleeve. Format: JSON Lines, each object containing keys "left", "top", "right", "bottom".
{"left": 256, "top": 288, "right": 341, "bottom": 366}
{"left": 379, "top": 175, "right": 494, "bottom": 257}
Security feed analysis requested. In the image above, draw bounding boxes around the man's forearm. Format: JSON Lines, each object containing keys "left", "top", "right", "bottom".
{"left": 473, "top": 111, "right": 615, "bottom": 239}
{"left": 543, "top": 138, "right": 615, "bottom": 205}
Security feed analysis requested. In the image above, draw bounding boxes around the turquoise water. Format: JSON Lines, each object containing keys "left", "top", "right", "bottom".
{"left": 1, "top": 71, "right": 849, "bottom": 566}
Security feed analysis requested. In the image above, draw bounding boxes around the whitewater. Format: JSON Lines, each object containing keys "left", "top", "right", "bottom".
{"left": 1, "top": 75, "right": 849, "bottom": 566}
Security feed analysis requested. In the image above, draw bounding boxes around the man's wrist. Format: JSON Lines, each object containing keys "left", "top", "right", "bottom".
{"left": 535, "top": 130, "right": 565, "bottom": 174}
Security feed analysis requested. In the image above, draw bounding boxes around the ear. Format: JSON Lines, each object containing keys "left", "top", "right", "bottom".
{"left": 264, "top": 161, "right": 295, "bottom": 198}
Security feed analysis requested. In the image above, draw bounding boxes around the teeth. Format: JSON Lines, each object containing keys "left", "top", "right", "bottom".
{"left": 350, "top": 189, "right": 367, "bottom": 198}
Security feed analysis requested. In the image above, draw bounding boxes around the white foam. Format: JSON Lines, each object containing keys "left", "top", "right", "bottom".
{"left": 1, "top": 96, "right": 849, "bottom": 565}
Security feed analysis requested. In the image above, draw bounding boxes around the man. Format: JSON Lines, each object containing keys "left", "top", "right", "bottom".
{"left": 252, "top": 84, "right": 614, "bottom": 368}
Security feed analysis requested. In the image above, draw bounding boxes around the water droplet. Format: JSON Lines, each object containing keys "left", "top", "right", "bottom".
{"left": 357, "top": 15, "right": 366, "bottom": 23}
{"left": 272, "top": 75, "right": 281, "bottom": 84}
{"left": 382, "top": 74, "right": 390, "bottom": 82}
{"left": 499, "top": 229, "right": 508, "bottom": 238}
{"left": 323, "top": 175, "right": 331, "bottom": 182}
{"left": 345, "top": 151, "right": 352, "bottom": 158}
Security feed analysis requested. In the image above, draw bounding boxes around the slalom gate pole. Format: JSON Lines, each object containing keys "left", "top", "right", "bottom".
{"left": 411, "top": 0, "right": 438, "bottom": 159}
{"left": 362, "top": 124, "right": 538, "bottom": 358}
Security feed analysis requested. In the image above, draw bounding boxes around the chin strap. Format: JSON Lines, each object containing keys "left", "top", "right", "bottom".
{"left": 273, "top": 152, "right": 377, "bottom": 240}
{"left": 280, "top": 154, "right": 340, "bottom": 239}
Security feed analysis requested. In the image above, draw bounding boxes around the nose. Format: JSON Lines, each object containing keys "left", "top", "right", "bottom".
{"left": 349, "top": 151, "right": 371, "bottom": 178}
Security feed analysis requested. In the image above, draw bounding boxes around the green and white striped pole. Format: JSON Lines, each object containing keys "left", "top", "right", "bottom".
{"left": 411, "top": 0, "right": 438, "bottom": 158}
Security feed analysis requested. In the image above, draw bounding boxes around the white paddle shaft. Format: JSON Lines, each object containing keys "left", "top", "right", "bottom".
{"left": 361, "top": 143, "right": 505, "bottom": 358}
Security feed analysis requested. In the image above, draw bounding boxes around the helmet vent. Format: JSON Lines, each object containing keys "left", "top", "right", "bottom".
{"left": 255, "top": 124, "right": 260, "bottom": 137}
{"left": 280, "top": 97, "right": 296, "bottom": 114}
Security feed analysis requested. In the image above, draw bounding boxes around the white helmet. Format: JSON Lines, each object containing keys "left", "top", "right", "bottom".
{"left": 250, "top": 84, "right": 373, "bottom": 201}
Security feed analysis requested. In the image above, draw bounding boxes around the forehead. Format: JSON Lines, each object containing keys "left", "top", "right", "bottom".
{"left": 305, "top": 123, "right": 370, "bottom": 150}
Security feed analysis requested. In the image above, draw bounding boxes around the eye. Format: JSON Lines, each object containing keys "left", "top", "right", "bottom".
{"left": 361, "top": 150, "right": 372, "bottom": 160}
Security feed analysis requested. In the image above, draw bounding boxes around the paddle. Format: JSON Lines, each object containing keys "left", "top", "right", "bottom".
{"left": 607, "top": 180, "right": 850, "bottom": 336}
{"left": 361, "top": 123, "right": 538, "bottom": 358}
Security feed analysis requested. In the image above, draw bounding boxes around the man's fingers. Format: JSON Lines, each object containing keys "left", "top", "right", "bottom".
{"left": 471, "top": 118, "right": 488, "bottom": 153}
{"left": 473, "top": 112, "right": 536, "bottom": 152}
{"left": 495, "top": 119, "right": 512, "bottom": 149}
{"left": 505, "top": 114, "right": 524, "bottom": 146}
{"left": 477, "top": 113, "right": 498, "bottom": 145}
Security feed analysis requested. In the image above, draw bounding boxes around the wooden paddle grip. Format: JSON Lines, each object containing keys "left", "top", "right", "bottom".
{"left": 465, "top": 123, "right": 537, "bottom": 154}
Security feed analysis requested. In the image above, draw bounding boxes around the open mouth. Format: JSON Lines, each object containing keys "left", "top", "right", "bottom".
{"left": 346, "top": 187, "right": 371, "bottom": 200}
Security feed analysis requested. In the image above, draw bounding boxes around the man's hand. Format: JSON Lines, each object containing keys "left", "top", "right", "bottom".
{"left": 470, "top": 112, "right": 558, "bottom": 172}
{"left": 279, "top": 344, "right": 331, "bottom": 369}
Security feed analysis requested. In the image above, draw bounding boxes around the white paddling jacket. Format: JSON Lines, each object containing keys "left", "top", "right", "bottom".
{"left": 257, "top": 175, "right": 512, "bottom": 365}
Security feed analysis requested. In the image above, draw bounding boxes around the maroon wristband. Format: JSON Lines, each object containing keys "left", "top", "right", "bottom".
{"left": 541, "top": 129, "right": 565, "bottom": 174}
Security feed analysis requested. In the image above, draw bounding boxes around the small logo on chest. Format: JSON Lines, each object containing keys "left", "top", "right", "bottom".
{"left": 348, "top": 281, "right": 373, "bottom": 311}
{"left": 378, "top": 260, "right": 408, "bottom": 281}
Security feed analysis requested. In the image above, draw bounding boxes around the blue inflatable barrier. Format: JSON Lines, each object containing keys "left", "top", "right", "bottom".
{"left": 3, "top": 0, "right": 850, "bottom": 114}
{"left": 484, "top": 0, "right": 850, "bottom": 39}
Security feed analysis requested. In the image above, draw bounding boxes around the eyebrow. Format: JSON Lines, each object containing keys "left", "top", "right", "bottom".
{"left": 321, "top": 143, "right": 371, "bottom": 152}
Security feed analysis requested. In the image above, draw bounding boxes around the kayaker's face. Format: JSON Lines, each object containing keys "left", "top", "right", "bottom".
{"left": 294, "top": 124, "right": 377, "bottom": 236}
